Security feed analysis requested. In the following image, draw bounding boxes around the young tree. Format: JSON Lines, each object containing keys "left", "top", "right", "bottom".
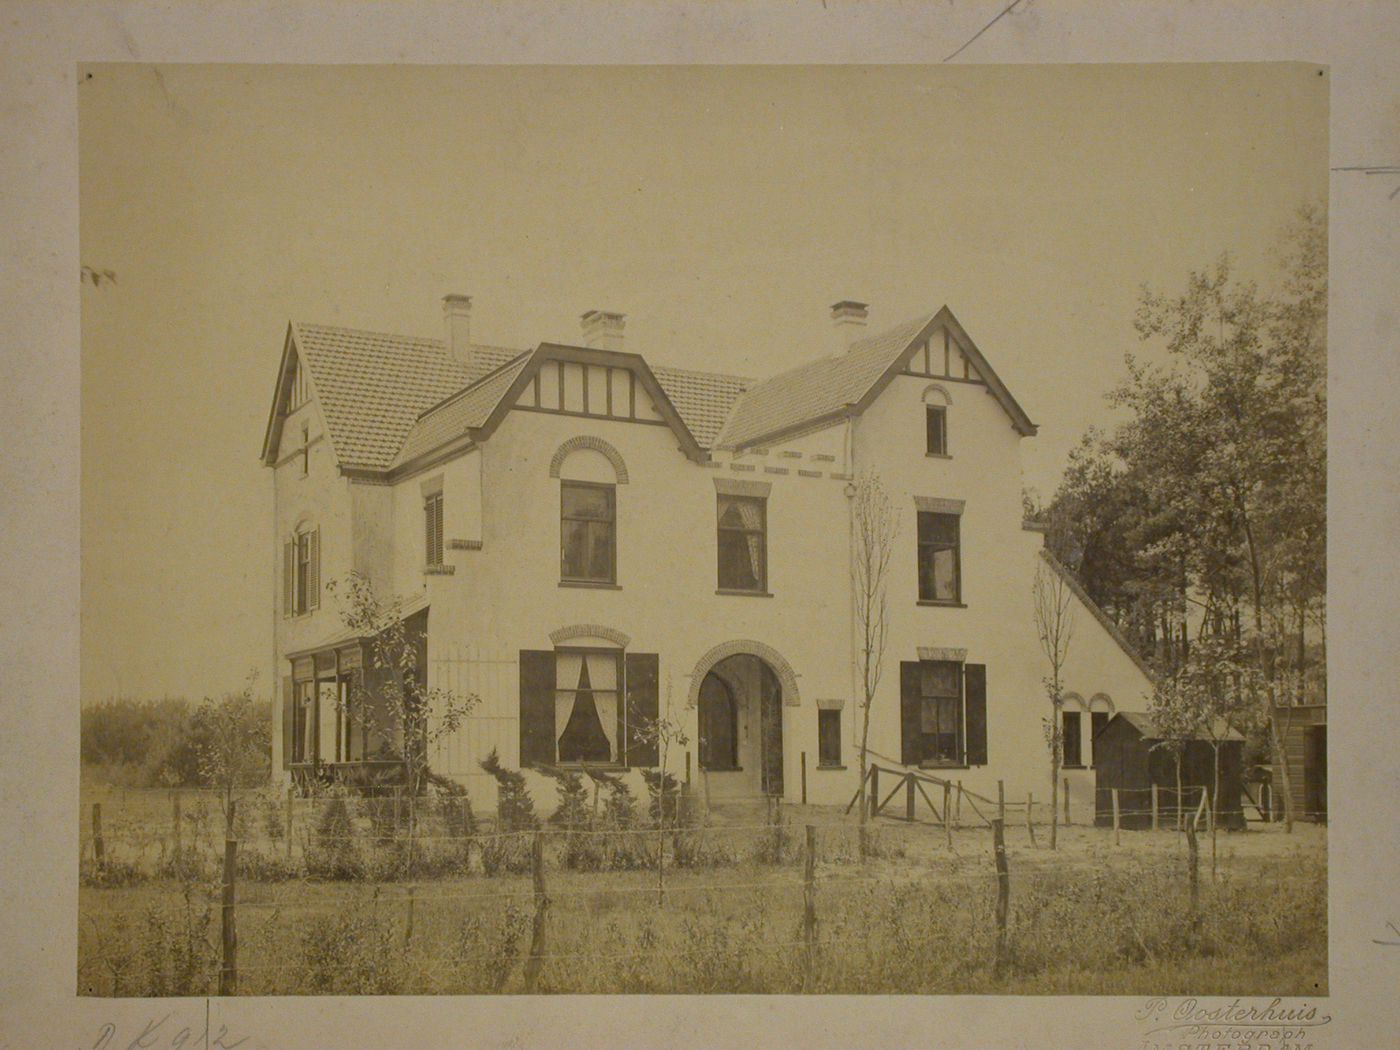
{"left": 328, "top": 573, "right": 479, "bottom": 858}
{"left": 1032, "top": 554, "right": 1076, "bottom": 850}
{"left": 851, "top": 472, "right": 899, "bottom": 849}
{"left": 631, "top": 676, "right": 690, "bottom": 904}
{"left": 192, "top": 672, "right": 272, "bottom": 834}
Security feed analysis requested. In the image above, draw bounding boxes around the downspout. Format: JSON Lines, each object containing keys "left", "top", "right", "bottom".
{"left": 845, "top": 413, "right": 859, "bottom": 752}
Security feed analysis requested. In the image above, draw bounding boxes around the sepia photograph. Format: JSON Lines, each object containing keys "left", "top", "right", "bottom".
{"left": 72, "top": 60, "right": 1334, "bottom": 1003}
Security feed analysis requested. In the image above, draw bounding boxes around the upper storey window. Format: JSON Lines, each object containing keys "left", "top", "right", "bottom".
{"left": 717, "top": 494, "right": 767, "bottom": 593}
{"left": 283, "top": 525, "right": 320, "bottom": 616}
{"left": 561, "top": 481, "right": 616, "bottom": 584}
{"left": 917, "top": 511, "right": 961, "bottom": 604}
{"left": 926, "top": 405, "right": 947, "bottom": 456}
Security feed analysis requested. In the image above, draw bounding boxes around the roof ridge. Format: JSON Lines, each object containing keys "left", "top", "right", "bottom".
{"left": 294, "top": 320, "right": 522, "bottom": 358}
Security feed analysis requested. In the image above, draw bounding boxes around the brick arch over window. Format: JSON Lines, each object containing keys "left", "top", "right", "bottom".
{"left": 687, "top": 640, "right": 801, "bottom": 708}
{"left": 1089, "top": 692, "right": 1115, "bottom": 713}
{"left": 548, "top": 623, "right": 632, "bottom": 648}
{"left": 549, "top": 435, "right": 630, "bottom": 484}
{"left": 922, "top": 383, "right": 953, "bottom": 406}
{"left": 1062, "top": 691, "right": 1086, "bottom": 711}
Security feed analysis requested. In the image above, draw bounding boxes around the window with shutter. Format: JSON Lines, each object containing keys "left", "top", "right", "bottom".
{"left": 424, "top": 493, "right": 444, "bottom": 566}
{"left": 964, "top": 664, "right": 988, "bottom": 766}
{"left": 519, "top": 650, "right": 556, "bottom": 767}
{"left": 283, "top": 541, "right": 294, "bottom": 617}
{"left": 307, "top": 529, "right": 320, "bottom": 610}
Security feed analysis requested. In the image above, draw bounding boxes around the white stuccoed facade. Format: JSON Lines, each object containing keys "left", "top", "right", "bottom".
{"left": 263, "top": 298, "right": 1155, "bottom": 814}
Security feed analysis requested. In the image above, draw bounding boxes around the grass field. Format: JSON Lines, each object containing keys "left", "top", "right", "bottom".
{"left": 77, "top": 783, "right": 1327, "bottom": 997}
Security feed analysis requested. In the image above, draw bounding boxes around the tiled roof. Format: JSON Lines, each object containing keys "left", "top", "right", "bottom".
{"left": 715, "top": 314, "right": 936, "bottom": 449}
{"left": 392, "top": 352, "right": 533, "bottom": 469}
{"left": 292, "top": 323, "right": 517, "bottom": 470}
{"left": 651, "top": 364, "right": 752, "bottom": 448}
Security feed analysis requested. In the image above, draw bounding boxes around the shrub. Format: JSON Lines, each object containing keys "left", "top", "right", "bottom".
{"left": 480, "top": 749, "right": 538, "bottom": 831}
{"left": 298, "top": 897, "right": 407, "bottom": 994}
{"left": 304, "top": 794, "right": 361, "bottom": 879}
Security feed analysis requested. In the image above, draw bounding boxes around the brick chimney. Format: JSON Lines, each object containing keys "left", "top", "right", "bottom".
{"left": 442, "top": 294, "right": 473, "bottom": 367}
{"left": 580, "top": 310, "right": 625, "bottom": 351}
{"left": 830, "top": 300, "right": 869, "bottom": 349}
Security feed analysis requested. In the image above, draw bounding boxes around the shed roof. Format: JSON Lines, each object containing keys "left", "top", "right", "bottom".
{"left": 1109, "top": 710, "right": 1246, "bottom": 743}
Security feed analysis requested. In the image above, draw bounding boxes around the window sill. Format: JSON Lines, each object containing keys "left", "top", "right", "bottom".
{"left": 558, "top": 580, "right": 621, "bottom": 590}
{"left": 703, "top": 766, "right": 743, "bottom": 773}
{"left": 925, "top": 452, "right": 952, "bottom": 460}
{"left": 716, "top": 588, "right": 774, "bottom": 598}
{"left": 916, "top": 600, "right": 967, "bottom": 608}
{"left": 817, "top": 763, "right": 847, "bottom": 771}
{"left": 1062, "top": 764, "right": 1087, "bottom": 771}
{"left": 919, "top": 761, "right": 969, "bottom": 771}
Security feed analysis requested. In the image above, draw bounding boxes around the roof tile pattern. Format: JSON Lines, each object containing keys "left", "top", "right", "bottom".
{"left": 715, "top": 314, "right": 935, "bottom": 449}
{"left": 392, "top": 352, "right": 533, "bottom": 468}
{"left": 292, "top": 323, "right": 516, "bottom": 469}
{"left": 651, "top": 364, "right": 751, "bottom": 448}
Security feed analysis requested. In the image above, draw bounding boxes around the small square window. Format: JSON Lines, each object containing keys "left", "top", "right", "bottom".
{"left": 926, "top": 405, "right": 947, "bottom": 455}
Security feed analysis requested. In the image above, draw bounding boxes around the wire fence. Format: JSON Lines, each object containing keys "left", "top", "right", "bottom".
{"left": 77, "top": 781, "right": 1327, "bottom": 997}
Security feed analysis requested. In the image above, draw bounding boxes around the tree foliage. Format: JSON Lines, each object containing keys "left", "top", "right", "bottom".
{"left": 1044, "top": 203, "right": 1326, "bottom": 827}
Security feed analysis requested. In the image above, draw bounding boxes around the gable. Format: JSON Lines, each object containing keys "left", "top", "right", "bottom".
{"left": 715, "top": 306, "right": 1035, "bottom": 451}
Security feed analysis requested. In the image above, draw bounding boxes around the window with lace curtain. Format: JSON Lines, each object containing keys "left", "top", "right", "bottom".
{"left": 717, "top": 494, "right": 767, "bottom": 593}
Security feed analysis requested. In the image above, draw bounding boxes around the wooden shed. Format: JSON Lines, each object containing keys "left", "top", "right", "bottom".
{"left": 1272, "top": 704, "right": 1326, "bottom": 823}
{"left": 1093, "top": 711, "right": 1245, "bottom": 830}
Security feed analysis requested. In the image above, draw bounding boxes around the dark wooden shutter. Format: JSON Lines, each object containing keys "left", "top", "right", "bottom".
{"left": 282, "top": 541, "right": 294, "bottom": 617}
{"left": 625, "top": 652, "right": 660, "bottom": 767}
{"left": 307, "top": 528, "right": 321, "bottom": 609}
{"left": 519, "top": 649, "right": 556, "bottom": 768}
{"left": 964, "top": 663, "right": 987, "bottom": 766}
{"left": 900, "top": 661, "right": 922, "bottom": 766}
{"left": 281, "top": 675, "right": 295, "bottom": 769}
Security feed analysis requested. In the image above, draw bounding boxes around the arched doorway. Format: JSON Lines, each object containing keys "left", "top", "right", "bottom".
{"left": 697, "top": 654, "right": 784, "bottom": 798}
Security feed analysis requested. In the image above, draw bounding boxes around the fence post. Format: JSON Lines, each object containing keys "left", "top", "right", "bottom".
{"left": 942, "top": 782, "right": 952, "bottom": 848}
{"left": 404, "top": 886, "right": 416, "bottom": 947}
{"left": 956, "top": 781, "right": 963, "bottom": 827}
{"left": 801, "top": 751, "right": 808, "bottom": 806}
{"left": 803, "top": 824, "right": 817, "bottom": 991}
{"left": 285, "top": 785, "right": 294, "bottom": 860}
{"left": 905, "top": 775, "right": 915, "bottom": 822}
{"left": 997, "top": 780, "right": 1005, "bottom": 826}
{"left": 92, "top": 803, "right": 104, "bottom": 869}
{"left": 1063, "top": 778, "right": 1071, "bottom": 827}
{"left": 992, "top": 818, "right": 1010, "bottom": 976}
{"left": 1111, "top": 788, "right": 1121, "bottom": 846}
{"left": 219, "top": 800, "right": 238, "bottom": 996}
{"left": 1025, "top": 792, "right": 1037, "bottom": 848}
{"left": 1186, "top": 808, "right": 1200, "bottom": 912}
{"left": 1205, "top": 785, "right": 1215, "bottom": 837}
{"left": 523, "top": 830, "right": 549, "bottom": 993}
{"left": 1151, "top": 784, "right": 1159, "bottom": 831}
{"left": 869, "top": 765, "right": 880, "bottom": 820}
{"left": 685, "top": 751, "right": 692, "bottom": 787}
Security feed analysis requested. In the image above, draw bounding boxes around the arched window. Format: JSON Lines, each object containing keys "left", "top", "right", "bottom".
{"left": 554, "top": 437, "right": 625, "bottom": 586}
{"left": 923, "top": 384, "right": 953, "bottom": 457}
{"left": 1061, "top": 692, "right": 1086, "bottom": 768}
{"left": 1089, "top": 694, "right": 1114, "bottom": 767}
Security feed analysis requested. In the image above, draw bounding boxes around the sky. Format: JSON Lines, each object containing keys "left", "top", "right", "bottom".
{"left": 79, "top": 63, "right": 1327, "bottom": 702}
